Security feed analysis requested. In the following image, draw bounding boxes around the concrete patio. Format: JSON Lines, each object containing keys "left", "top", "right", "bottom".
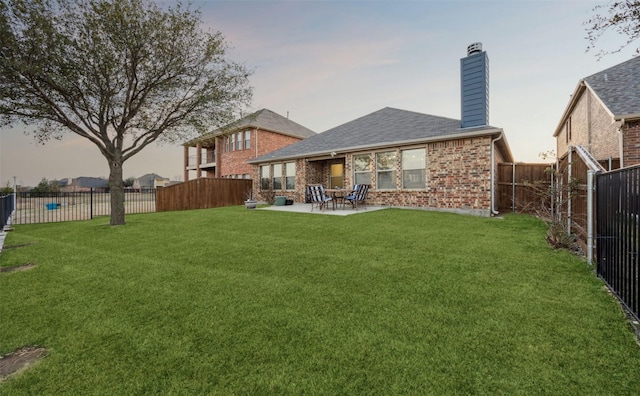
{"left": 257, "top": 203, "right": 388, "bottom": 216}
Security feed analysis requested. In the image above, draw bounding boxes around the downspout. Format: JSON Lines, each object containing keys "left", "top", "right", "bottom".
{"left": 551, "top": 165, "right": 555, "bottom": 219}
{"left": 196, "top": 143, "right": 202, "bottom": 179}
{"left": 619, "top": 118, "right": 625, "bottom": 168}
{"left": 512, "top": 162, "right": 516, "bottom": 212}
{"left": 567, "top": 147, "right": 572, "bottom": 236}
{"left": 587, "top": 170, "right": 595, "bottom": 265}
{"left": 491, "top": 133, "right": 503, "bottom": 215}
{"left": 254, "top": 128, "right": 258, "bottom": 158}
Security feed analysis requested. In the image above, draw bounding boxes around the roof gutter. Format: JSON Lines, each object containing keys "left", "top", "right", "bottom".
{"left": 615, "top": 113, "right": 640, "bottom": 122}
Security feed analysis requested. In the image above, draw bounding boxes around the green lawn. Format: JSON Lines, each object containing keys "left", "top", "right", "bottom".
{"left": 1, "top": 207, "right": 639, "bottom": 394}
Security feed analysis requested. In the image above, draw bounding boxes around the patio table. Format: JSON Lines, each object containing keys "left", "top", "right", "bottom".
{"left": 325, "top": 188, "right": 352, "bottom": 210}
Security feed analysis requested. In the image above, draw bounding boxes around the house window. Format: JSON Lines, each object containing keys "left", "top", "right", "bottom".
{"left": 236, "top": 132, "right": 243, "bottom": 150}
{"left": 230, "top": 134, "right": 235, "bottom": 151}
{"left": 402, "top": 148, "right": 426, "bottom": 189}
{"left": 224, "top": 136, "right": 229, "bottom": 153}
{"left": 244, "top": 130, "right": 251, "bottom": 149}
{"left": 353, "top": 154, "right": 371, "bottom": 185}
{"left": 272, "top": 164, "right": 283, "bottom": 190}
{"left": 376, "top": 151, "right": 397, "bottom": 190}
{"left": 260, "top": 165, "right": 270, "bottom": 190}
{"left": 285, "top": 162, "right": 296, "bottom": 190}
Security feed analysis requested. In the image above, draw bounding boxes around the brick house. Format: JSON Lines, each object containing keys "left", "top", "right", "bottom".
{"left": 249, "top": 44, "right": 514, "bottom": 216}
{"left": 182, "top": 109, "right": 316, "bottom": 181}
{"left": 553, "top": 56, "right": 640, "bottom": 169}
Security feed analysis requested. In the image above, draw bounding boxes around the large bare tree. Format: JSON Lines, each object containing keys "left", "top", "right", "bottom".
{"left": 585, "top": 0, "right": 640, "bottom": 58}
{"left": 0, "top": 0, "right": 252, "bottom": 225}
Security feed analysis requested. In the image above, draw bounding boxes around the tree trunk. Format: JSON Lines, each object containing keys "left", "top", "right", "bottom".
{"left": 108, "top": 157, "right": 126, "bottom": 226}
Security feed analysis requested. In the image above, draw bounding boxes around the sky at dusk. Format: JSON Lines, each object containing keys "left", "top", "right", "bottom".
{"left": 1, "top": 0, "right": 638, "bottom": 187}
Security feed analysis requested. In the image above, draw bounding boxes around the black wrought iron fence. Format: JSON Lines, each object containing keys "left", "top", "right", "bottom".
{"left": 13, "top": 188, "right": 156, "bottom": 224}
{"left": 596, "top": 166, "right": 640, "bottom": 321}
{"left": 1, "top": 193, "right": 15, "bottom": 229}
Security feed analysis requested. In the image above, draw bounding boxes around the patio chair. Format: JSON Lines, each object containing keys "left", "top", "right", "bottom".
{"left": 307, "top": 185, "right": 333, "bottom": 211}
{"left": 344, "top": 184, "right": 370, "bottom": 210}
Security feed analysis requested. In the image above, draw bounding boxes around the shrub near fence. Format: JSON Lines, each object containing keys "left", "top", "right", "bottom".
{"left": 12, "top": 189, "right": 156, "bottom": 224}
{"left": 156, "top": 178, "right": 252, "bottom": 212}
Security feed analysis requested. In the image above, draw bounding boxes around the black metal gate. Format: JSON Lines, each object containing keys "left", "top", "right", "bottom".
{"left": 596, "top": 166, "right": 640, "bottom": 321}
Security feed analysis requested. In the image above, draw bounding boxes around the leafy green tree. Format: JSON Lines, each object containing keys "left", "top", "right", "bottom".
{"left": 0, "top": 0, "right": 252, "bottom": 225}
{"left": 49, "top": 179, "right": 61, "bottom": 193}
{"left": 123, "top": 177, "right": 135, "bottom": 188}
{"left": 30, "top": 178, "right": 51, "bottom": 197}
{"left": 0, "top": 181, "right": 14, "bottom": 195}
{"left": 585, "top": 1, "right": 640, "bottom": 58}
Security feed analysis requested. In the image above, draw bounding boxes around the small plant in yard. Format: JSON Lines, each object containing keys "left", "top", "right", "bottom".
{"left": 244, "top": 189, "right": 257, "bottom": 209}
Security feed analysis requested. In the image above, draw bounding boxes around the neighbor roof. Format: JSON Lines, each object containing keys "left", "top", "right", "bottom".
{"left": 249, "top": 107, "right": 510, "bottom": 163}
{"left": 73, "top": 177, "right": 108, "bottom": 188}
{"left": 584, "top": 56, "right": 640, "bottom": 118}
{"left": 554, "top": 56, "right": 640, "bottom": 137}
{"left": 136, "top": 173, "right": 166, "bottom": 188}
{"left": 184, "top": 108, "right": 316, "bottom": 146}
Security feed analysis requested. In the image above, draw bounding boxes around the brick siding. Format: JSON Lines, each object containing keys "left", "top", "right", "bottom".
{"left": 623, "top": 120, "right": 640, "bottom": 166}
{"left": 557, "top": 88, "right": 620, "bottom": 163}
{"left": 254, "top": 136, "right": 498, "bottom": 216}
{"left": 185, "top": 128, "right": 304, "bottom": 180}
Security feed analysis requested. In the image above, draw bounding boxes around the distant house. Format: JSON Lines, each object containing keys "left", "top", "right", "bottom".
{"left": 554, "top": 56, "right": 640, "bottom": 169}
{"left": 182, "top": 108, "right": 316, "bottom": 181}
{"left": 60, "top": 177, "right": 108, "bottom": 192}
{"left": 249, "top": 44, "right": 514, "bottom": 216}
{"left": 133, "top": 173, "right": 170, "bottom": 190}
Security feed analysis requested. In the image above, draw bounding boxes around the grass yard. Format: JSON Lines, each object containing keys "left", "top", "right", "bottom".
{"left": 1, "top": 207, "right": 639, "bottom": 394}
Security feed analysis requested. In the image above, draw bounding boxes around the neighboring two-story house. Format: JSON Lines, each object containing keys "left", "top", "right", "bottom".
{"left": 554, "top": 56, "right": 640, "bottom": 169}
{"left": 182, "top": 109, "right": 316, "bottom": 181}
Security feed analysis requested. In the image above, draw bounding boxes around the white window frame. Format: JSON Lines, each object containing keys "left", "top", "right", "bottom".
{"left": 402, "top": 148, "right": 426, "bottom": 189}
{"left": 260, "top": 165, "right": 270, "bottom": 190}
{"left": 285, "top": 162, "right": 296, "bottom": 190}
{"left": 272, "top": 164, "right": 283, "bottom": 190}
{"left": 353, "top": 154, "right": 371, "bottom": 186}
{"left": 376, "top": 151, "right": 397, "bottom": 190}
{"left": 244, "top": 130, "right": 251, "bottom": 150}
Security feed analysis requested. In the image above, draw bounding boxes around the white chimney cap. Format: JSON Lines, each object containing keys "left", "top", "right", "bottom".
{"left": 467, "top": 42, "right": 483, "bottom": 55}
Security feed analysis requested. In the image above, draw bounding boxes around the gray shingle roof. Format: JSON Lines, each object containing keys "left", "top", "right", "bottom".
{"left": 136, "top": 173, "right": 166, "bottom": 188}
{"left": 184, "top": 108, "right": 316, "bottom": 146}
{"left": 250, "top": 107, "right": 501, "bottom": 163}
{"left": 73, "top": 177, "right": 108, "bottom": 188}
{"left": 584, "top": 56, "right": 640, "bottom": 117}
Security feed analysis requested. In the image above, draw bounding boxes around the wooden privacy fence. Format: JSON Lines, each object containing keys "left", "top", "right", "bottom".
{"left": 156, "top": 178, "right": 252, "bottom": 212}
{"left": 497, "top": 163, "right": 553, "bottom": 213}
